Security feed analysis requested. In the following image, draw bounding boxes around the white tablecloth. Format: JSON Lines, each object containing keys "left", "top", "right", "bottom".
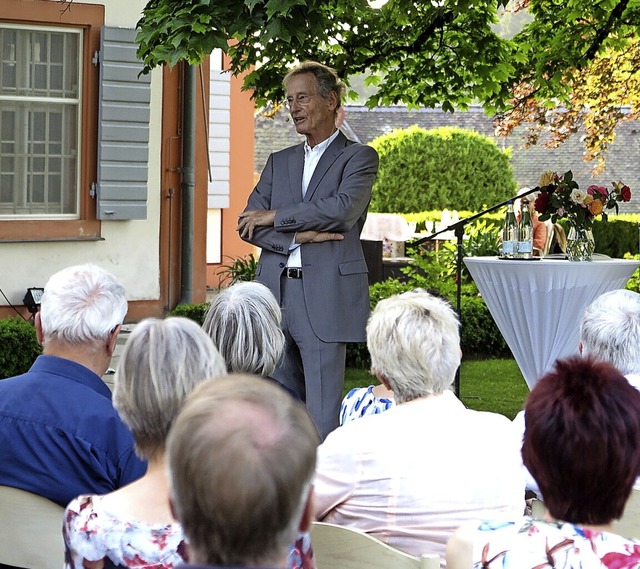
{"left": 464, "top": 256, "right": 640, "bottom": 388}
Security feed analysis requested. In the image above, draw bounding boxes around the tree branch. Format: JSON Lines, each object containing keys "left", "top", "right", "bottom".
{"left": 583, "top": 0, "right": 630, "bottom": 61}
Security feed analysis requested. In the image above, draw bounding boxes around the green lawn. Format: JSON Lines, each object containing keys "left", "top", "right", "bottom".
{"left": 344, "top": 358, "right": 529, "bottom": 420}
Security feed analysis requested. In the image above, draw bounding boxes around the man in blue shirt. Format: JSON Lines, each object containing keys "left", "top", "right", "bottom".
{"left": 0, "top": 264, "right": 146, "bottom": 507}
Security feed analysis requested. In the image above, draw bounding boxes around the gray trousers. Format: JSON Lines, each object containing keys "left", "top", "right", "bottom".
{"left": 273, "top": 275, "right": 346, "bottom": 440}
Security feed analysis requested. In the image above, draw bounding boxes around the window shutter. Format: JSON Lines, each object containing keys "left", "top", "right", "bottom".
{"left": 208, "top": 54, "right": 231, "bottom": 209}
{"left": 96, "top": 27, "right": 151, "bottom": 220}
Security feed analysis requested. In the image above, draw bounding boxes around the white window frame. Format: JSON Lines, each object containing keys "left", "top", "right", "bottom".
{"left": 0, "top": 23, "right": 82, "bottom": 219}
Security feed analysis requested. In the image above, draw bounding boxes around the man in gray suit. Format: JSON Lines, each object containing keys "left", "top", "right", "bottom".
{"left": 238, "top": 61, "right": 379, "bottom": 439}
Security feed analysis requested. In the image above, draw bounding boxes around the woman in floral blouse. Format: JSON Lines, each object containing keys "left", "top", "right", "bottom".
{"left": 447, "top": 356, "right": 640, "bottom": 569}
{"left": 63, "top": 315, "right": 316, "bottom": 569}
{"left": 63, "top": 317, "right": 227, "bottom": 569}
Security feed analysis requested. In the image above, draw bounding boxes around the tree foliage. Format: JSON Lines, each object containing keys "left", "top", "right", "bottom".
{"left": 136, "top": 0, "right": 514, "bottom": 112}
{"left": 136, "top": 0, "right": 640, "bottom": 166}
{"left": 369, "top": 126, "right": 516, "bottom": 213}
{"left": 496, "top": 0, "right": 640, "bottom": 171}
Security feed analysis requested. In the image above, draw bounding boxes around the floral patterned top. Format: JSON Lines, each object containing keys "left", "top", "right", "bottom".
{"left": 339, "top": 386, "right": 395, "bottom": 426}
{"left": 470, "top": 517, "right": 640, "bottom": 569}
{"left": 64, "top": 495, "right": 187, "bottom": 569}
{"left": 64, "top": 495, "right": 315, "bottom": 569}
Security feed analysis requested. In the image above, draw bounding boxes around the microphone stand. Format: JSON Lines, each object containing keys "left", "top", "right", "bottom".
{"left": 409, "top": 187, "right": 539, "bottom": 397}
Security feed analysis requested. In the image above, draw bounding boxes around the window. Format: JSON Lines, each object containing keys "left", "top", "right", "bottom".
{"left": 0, "top": 25, "right": 81, "bottom": 217}
{"left": 0, "top": 0, "right": 103, "bottom": 241}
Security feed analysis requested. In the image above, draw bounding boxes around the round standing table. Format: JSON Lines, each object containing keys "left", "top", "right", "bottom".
{"left": 464, "top": 256, "right": 640, "bottom": 388}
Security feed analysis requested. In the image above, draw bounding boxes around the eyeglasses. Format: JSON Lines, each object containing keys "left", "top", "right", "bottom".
{"left": 285, "top": 93, "right": 317, "bottom": 108}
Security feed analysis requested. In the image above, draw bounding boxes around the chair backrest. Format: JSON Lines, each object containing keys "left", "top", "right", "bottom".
{"left": 528, "top": 491, "right": 640, "bottom": 540}
{"left": 0, "top": 485, "right": 65, "bottom": 569}
{"left": 530, "top": 497, "right": 547, "bottom": 519}
{"left": 613, "top": 487, "right": 640, "bottom": 539}
{"left": 310, "top": 521, "right": 440, "bottom": 569}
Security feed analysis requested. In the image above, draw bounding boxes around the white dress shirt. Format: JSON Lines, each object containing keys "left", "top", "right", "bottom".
{"left": 314, "top": 391, "right": 526, "bottom": 562}
{"left": 287, "top": 129, "right": 340, "bottom": 268}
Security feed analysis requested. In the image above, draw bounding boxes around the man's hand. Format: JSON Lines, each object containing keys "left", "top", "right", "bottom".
{"left": 295, "top": 231, "right": 345, "bottom": 244}
{"left": 237, "top": 210, "right": 276, "bottom": 240}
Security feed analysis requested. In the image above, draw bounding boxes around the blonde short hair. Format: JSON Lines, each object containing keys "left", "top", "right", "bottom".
{"left": 367, "top": 289, "right": 460, "bottom": 403}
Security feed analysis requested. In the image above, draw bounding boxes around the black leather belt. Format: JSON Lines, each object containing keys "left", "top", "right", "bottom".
{"left": 284, "top": 267, "right": 303, "bottom": 279}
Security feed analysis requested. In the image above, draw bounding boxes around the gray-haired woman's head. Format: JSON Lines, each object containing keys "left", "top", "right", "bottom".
{"left": 203, "top": 282, "right": 285, "bottom": 377}
{"left": 113, "top": 316, "right": 227, "bottom": 460}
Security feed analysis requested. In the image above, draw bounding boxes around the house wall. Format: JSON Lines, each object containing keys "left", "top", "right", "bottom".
{"left": 0, "top": 0, "right": 164, "bottom": 320}
{"left": 206, "top": 62, "right": 255, "bottom": 290}
{"left": 0, "top": 0, "right": 222, "bottom": 321}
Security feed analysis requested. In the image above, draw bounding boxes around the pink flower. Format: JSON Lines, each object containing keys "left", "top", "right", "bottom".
{"left": 587, "top": 185, "right": 607, "bottom": 197}
{"left": 601, "top": 545, "right": 640, "bottom": 569}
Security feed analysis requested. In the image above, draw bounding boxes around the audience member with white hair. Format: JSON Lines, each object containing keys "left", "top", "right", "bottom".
{"left": 203, "top": 281, "right": 298, "bottom": 399}
{"left": 579, "top": 288, "right": 640, "bottom": 389}
{"left": 203, "top": 281, "right": 284, "bottom": 377}
{"left": 514, "top": 288, "right": 640, "bottom": 496}
{"left": 202, "top": 282, "right": 315, "bottom": 568}
{"left": 314, "top": 289, "right": 525, "bottom": 559}
{"left": 167, "top": 375, "right": 319, "bottom": 569}
{"left": 63, "top": 317, "right": 227, "bottom": 568}
{"left": 0, "top": 264, "right": 146, "bottom": 507}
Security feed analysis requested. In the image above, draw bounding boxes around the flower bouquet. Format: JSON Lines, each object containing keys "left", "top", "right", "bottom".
{"left": 532, "top": 170, "right": 631, "bottom": 261}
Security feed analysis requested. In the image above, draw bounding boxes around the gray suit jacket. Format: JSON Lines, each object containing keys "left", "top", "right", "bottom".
{"left": 242, "top": 132, "right": 379, "bottom": 343}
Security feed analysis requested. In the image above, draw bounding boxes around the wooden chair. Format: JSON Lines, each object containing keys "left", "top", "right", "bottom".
{"left": 311, "top": 521, "right": 440, "bottom": 569}
{"left": 528, "top": 491, "right": 640, "bottom": 540}
{"left": 613, "top": 488, "right": 640, "bottom": 539}
{"left": 530, "top": 497, "right": 547, "bottom": 519}
{"left": 0, "top": 485, "right": 65, "bottom": 569}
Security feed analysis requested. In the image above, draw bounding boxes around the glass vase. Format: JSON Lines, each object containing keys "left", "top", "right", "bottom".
{"left": 566, "top": 226, "right": 595, "bottom": 262}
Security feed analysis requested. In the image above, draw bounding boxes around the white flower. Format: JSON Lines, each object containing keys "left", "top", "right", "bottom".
{"left": 570, "top": 189, "right": 587, "bottom": 204}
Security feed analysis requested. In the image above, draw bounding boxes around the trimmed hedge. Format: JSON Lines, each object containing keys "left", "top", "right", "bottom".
{"left": 169, "top": 302, "right": 209, "bottom": 325}
{"left": 370, "top": 126, "right": 517, "bottom": 213}
{"left": 590, "top": 216, "right": 640, "bottom": 257}
{"left": 459, "top": 295, "right": 510, "bottom": 357}
{"left": 346, "top": 278, "right": 510, "bottom": 368}
{"left": 0, "top": 318, "right": 42, "bottom": 379}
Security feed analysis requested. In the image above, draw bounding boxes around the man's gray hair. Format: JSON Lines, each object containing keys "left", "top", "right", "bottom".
{"left": 168, "top": 375, "right": 318, "bottom": 566}
{"left": 580, "top": 289, "right": 640, "bottom": 375}
{"left": 202, "top": 282, "right": 285, "bottom": 377}
{"left": 113, "top": 317, "right": 227, "bottom": 460}
{"left": 284, "top": 61, "right": 346, "bottom": 111}
{"left": 39, "top": 264, "right": 127, "bottom": 347}
{"left": 367, "top": 289, "right": 461, "bottom": 403}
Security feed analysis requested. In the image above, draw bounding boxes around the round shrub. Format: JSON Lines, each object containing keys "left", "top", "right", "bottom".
{"left": 370, "top": 126, "right": 517, "bottom": 213}
{"left": 0, "top": 318, "right": 42, "bottom": 379}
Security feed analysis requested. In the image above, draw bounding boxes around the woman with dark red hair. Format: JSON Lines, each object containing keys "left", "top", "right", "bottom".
{"left": 447, "top": 356, "right": 640, "bottom": 569}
